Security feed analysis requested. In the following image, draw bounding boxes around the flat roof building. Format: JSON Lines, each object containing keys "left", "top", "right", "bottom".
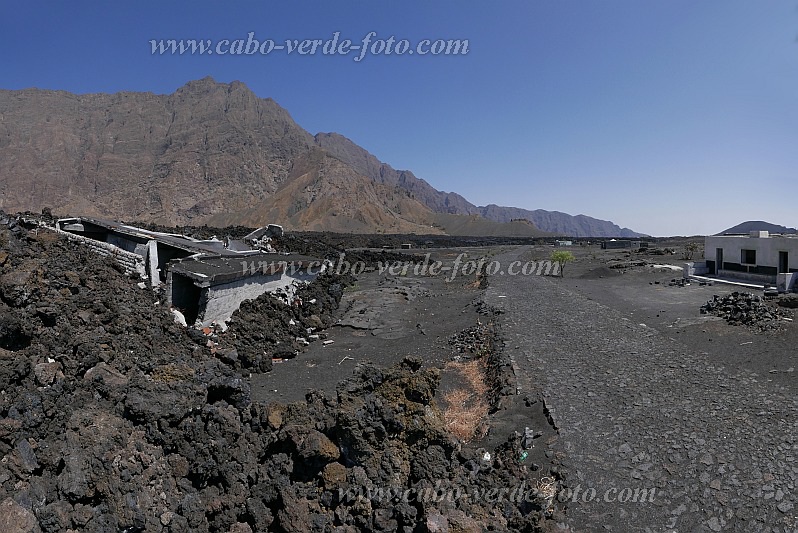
{"left": 704, "top": 231, "right": 798, "bottom": 291}
{"left": 167, "top": 253, "right": 321, "bottom": 326}
{"left": 54, "top": 217, "right": 322, "bottom": 326}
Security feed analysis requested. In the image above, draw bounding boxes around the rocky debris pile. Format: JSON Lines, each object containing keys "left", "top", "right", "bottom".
{"left": 269, "top": 233, "right": 419, "bottom": 267}
{"left": 279, "top": 232, "right": 546, "bottom": 251}
{"left": 608, "top": 259, "right": 649, "bottom": 270}
{"left": 700, "top": 292, "right": 793, "bottom": 330}
{"left": 659, "top": 278, "right": 712, "bottom": 288}
{"left": 777, "top": 294, "right": 798, "bottom": 309}
{"left": 0, "top": 214, "right": 558, "bottom": 532}
{"left": 214, "top": 272, "right": 354, "bottom": 373}
{"left": 133, "top": 221, "right": 257, "bottom": 241}
{"left": 449, "top": 323, "right": 494, "bottom": 359}
{"left": 644, "top": 247, "right": 676, "bottom": 256}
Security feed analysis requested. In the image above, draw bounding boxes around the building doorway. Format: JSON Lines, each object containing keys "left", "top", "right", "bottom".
{"left": 779, "top": 251, "right": 788, "bottom": 274}
{"left": 715, "top": 248, "right": 723, "bottom": 275}
{"left": 170, "top": 273, "right": 201, "bottom": 325}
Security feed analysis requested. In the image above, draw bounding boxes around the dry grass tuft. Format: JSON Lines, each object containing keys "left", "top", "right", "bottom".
{"left": 441, "top": 359, "right": 490, "bottom": 441}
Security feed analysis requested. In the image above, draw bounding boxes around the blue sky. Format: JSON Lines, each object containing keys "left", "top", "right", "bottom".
{"left": 2, "top": 1, "right": 796, "bottom": 236}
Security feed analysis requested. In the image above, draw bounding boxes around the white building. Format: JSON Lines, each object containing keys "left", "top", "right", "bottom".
{"left": 704, "top": 231, "right": 798, "bottom": 291}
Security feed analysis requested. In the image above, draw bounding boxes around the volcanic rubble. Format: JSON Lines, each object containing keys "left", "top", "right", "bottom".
{"left": 700, "top": 291, "right": 793, "bottom": 331}
{"left": 0, "top": 214, "right": 558, "bottom": 532}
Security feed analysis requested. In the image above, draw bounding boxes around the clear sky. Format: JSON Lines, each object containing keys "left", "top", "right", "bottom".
{"left": 2, "top": 1, "right": 796, "bottom": 236}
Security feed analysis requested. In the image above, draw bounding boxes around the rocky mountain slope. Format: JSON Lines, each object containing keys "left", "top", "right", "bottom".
{"left": 313, "top": 132, "right": 644, "bottom": 237}
{"left": 314, "top": 132, "right": 479, "bottom": 216}
{"left": 0, "top": 77, "right": 638, "bottom": 237}
{"left": 0, "top": 78, "right": 315, "bottom": 224}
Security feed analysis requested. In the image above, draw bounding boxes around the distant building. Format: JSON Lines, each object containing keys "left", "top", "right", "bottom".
{"left": 704, "top": 231, "right": 798, "bottom": 291}
{"left": 554, "top": 240, "right": 573, "bottom": 247}
{"left": 601, "top": 239, "right": 631, "bottom": 250}
{"left": 600, "top": 239, "right": 648, "bottom": 250}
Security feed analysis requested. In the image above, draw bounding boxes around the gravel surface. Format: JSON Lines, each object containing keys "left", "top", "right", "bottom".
{"left": 485, "top": 247, "right": 798, "bottom": 532}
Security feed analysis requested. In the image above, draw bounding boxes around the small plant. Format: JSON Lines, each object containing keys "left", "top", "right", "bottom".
{"left": 682, "top": 242, "right": 700, "bottom": 260}
{"left": 550, "top": 250, "right": 575, "bottom": 277}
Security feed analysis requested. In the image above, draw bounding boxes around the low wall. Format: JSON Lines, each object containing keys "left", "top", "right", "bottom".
{"left": 717, "top": 269, "right": 774, "bottom": 285}
{"left": 48, "top": 228, "right": 147, "bottom": 279}
{"left": 683, "top": 262, "right": 709, "bottom": 278}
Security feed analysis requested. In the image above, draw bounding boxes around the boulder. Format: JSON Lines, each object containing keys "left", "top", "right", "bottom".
{"left": 0, "top": 498, "right": 41, "bottom": 533}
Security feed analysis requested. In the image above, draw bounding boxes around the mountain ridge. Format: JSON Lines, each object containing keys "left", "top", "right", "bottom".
{"left": 0, "top": 77, "right": 642, "bottom": 237}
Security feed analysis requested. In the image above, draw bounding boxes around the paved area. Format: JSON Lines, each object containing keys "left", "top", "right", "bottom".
{"left": 485, "top": 247, "right": 798, "bottom": 532}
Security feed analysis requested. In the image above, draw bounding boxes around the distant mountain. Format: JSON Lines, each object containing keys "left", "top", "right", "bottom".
{"left": 477, "top": 205, "right": 646, "bottom": 238}
{"left": 0, "top": 77, "right": 315, "bottom": 224}
{"left": 314, "top": 132, "right": 645, "bottom": 237}
{"left": 718, "top": 221, "right": 797, "bottom": 235}
{"left": 0, "top": 77, "right": 640, "bottom": 237}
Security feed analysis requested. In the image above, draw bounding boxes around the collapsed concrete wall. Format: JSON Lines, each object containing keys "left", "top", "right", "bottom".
{"left": 52, "top": 217, "right": 323, "bottom": 328}
{"left": 196, "top": 269, "right": 318, "bottom": 327}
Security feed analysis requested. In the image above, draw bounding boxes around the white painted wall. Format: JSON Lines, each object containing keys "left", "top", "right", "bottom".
{"left": 146, "top": 240, "right": 160, "bottom": 287}
{"left": 776, "top": 273, "right": 797, "bottom": 292}
{"left": 705, "top": 235, "right": 798, "bottom": 270}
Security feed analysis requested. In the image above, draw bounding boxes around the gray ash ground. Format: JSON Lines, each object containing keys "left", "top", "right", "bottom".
{"left": 0, "top": 216, "right": 563, "bottom": 532}
{"left": 495, "top": 243, "right": 797, "bottom": 531}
